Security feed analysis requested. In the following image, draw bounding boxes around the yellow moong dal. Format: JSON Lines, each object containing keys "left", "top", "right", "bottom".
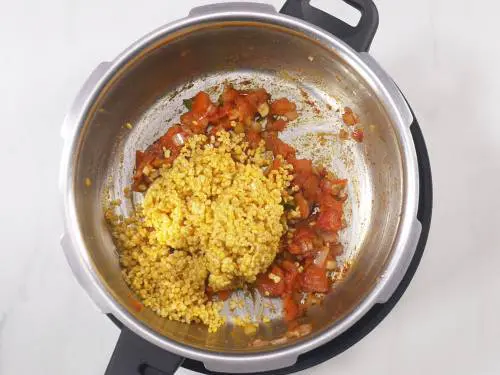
{"left": 107, "top": 131, "right": 292, "bottom": 332}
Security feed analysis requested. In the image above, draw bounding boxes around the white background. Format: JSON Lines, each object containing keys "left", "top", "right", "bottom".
{"left": 1, "top": 0, "right": 499, "bottom": 374}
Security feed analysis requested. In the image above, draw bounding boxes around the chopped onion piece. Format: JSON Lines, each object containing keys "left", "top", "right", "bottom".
{"left": 250, "top": 121, "right": 262, "bottom": 132}
{"left": 257, "top": 102, "right": 270, "bottom": 117}
{"left": 319, "top": 230, "right": 338, "bottom": 244}
{"left": 326, "top": 260, "right": 337, "bottom": 270}
{"left": 250, "top": 338, "right": 269, "bottom": 348}
{"left": 172, "top": 133, "right": 185, "bottom": 146}
{"left": 297, "top": 323, "right": 312, "bottom": 336}
{"left": 313, "top": 248, "right": 329, "bottom": 267}
{"left": 270, "top": 337, "right": 288, "bottom": 346}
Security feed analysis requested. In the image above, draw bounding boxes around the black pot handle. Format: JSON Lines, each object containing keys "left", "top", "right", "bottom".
{"left": 105, "top": 326, "right": 184, "bottom": 375}
{"left": 279, "top": 0, "right": 379, "bottom": 52}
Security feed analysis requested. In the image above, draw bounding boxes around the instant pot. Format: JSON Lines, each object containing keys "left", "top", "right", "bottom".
{"left": 60, "top": 1, "right": 432, "bottom": 374}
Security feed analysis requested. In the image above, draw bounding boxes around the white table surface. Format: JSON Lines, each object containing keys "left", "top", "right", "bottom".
{"left": 1, "top": 0, "right": 499, "bottom": 374}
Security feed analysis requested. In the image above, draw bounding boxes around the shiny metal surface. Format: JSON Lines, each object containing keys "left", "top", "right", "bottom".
{"left": 60, "top": 3, "right": 420, "bottom": 373}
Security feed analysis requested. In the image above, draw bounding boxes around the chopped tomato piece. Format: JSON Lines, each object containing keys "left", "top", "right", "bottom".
{"left": 216, "top": 101, "right": 234, "bottom": 119}
{"left": 328, "top": 242, "right": 343, "bottom": 257}
{"left": 318, "top": 194, "right": 343, "bottom": 210}
{"left": 268, "top": 158, "right": 282, "bottom": 172}
{"left": 300, "top": 265, "right": 329, "bottom": 293}
{"left": 270, "top": 98, "right": 297, "bottom": 116}
{"left": 192, "top": 91, "right": 212, "bottom": 114}
{"left": 181, "top": 111, "right": 209, "bottom": 134}
{"left": 132, "top": 125, "right": 192, "bottom": 191}
{"left": 339, "top": 128, "right": 349, "bottom": 140}
{"left": 158, "top": 125, "right": 188, "bottom": 149}
{"left": 317, "top": 229, "right": 338, "bottom": 245}
{"left": 217, "top": 117, "right": 233, "bottom": 130}
{"left": 267, "top": 119, "right": 288, "bottom": 132}
{"left": 221, "top": 85, "right": 238, "bottom": 104}
{"left": 281, "top": 260, "right": 299, "bottom": 293}
{"left": 301, "top": 174, "right": 320, "bottom": 201}
{"left": 135, "top": 150, "right": 146, "bottom": 167}
{"left": 246, "top": 130, "right": 262, "bottom": 149}
{"left": 288, "top": 226, "right": 316, "bottom": 255}
{"left": 235, "top": 96, "right": 256, "bottom": 125}
{"left": 129, "top": 298, "right": 143, "bottom": 312}
{"left": 283, "top": 294, "right": 299, "bottom": 322}
{"left": 313, "top": 247, "right": 329, "bottom": 268}
{"left": 181, "top": 92, "right": 216, "bottom": 133}
{"left": 246, "top": 88, "right": 269, "bottom": 108}
{"left": 352, "top": 128, "right": 364, "bottom": 142}
{"left": 290, "top": 159, "right": 313, "bottom": 175}
{"left": 205, "top": 286, "right": 214, "bottom": 300}
{"left": 342, "top": 107, "right": 359, "bottom": 126}
{"left": 320, "top": 178, "right": 347, "bottom": 196}
{"left": 316, "top": 207, "right": 343, "bottom": 232}
{"left": 256, "top": 266, "right": 285, "bottom": 297}
{"left": 217, "top": 290, "right": 231, "bottom": 301}
{"left": 265, "top": 133, "right": 296, "bottom": 160}
{"left": 281, "top": 259, "right": 298, "bottom": 272}
{"left": 303, "top": 257, "right": 314, "bottom": 269}
{"left": 294, "top": 192, "right": 310, "bottom": 219}
{"left": 284, "top": 110, "right": 298, "bottom": 121}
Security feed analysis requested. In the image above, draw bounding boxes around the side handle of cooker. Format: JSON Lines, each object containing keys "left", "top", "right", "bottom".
{"left": 60, "top": 62, "right": 110, "bottom": 140}
{"left": 59, "top": 62, "right": 110, "bottom": 193}
{"left": 105, "top": 326, "right": 184, "bottom": 375}
{"left": 60, "top": 233, "right": 113, "bottom": 314}
{"left": 357, "top": 53, "right": 425, "bottom": 303}
{"left": 280, "top": 0, "right": 379, "bottom": 52}
{"left": 376, "top": 108, "right": 433, "bottom": 303}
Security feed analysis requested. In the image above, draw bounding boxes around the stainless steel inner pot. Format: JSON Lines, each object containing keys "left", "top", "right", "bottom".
{"left": 60, "top": 3, "right": 422, "bottom": 373}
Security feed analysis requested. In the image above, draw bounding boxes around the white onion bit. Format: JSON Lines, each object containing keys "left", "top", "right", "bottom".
{"left": 172, "top": 133, "right": 185, "bottom": 146}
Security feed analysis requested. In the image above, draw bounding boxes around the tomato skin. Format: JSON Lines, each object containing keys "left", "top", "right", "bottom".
{"left": 256, "top": 266, "right": 286, "bottom": 297}
{"left": 300, "top": 265, "right": 329, "bottom": 293}
{"left": 283, "top": 294, "right": 299, "bottom": 322}
{"left": 270, "top": 98, "right": 297, "bottom": 116}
